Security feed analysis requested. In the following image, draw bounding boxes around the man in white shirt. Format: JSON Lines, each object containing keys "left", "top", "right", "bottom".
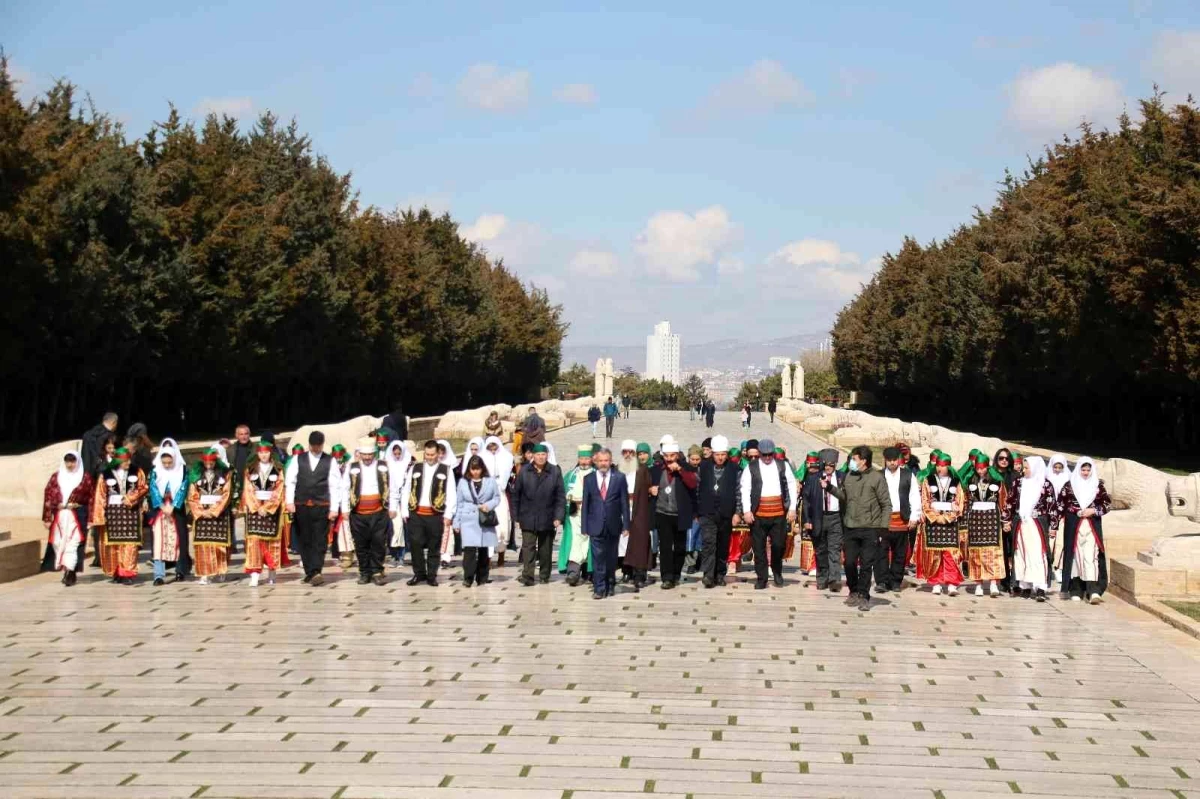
{"left": 738, "top": 438, "right": 798, "bottom": 589}
{"left": 399, "top": 441, "right": 457, "bottom": 586}
{"left": 285, "top": 431, "right": 342, "bottom": 586}
{"left": 345, "top": 438, "right": 395, "bottom": 586}
{"left": 876, "top": 446, "right": 920, "bottom": 593}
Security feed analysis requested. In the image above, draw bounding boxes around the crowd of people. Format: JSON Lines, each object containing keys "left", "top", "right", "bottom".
{"left": 41, "top": 410, "right": 1111, "bottom": 607}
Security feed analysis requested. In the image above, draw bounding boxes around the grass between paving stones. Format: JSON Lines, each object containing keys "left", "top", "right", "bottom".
{"left": 1164, "top": 601, "right": 1200, "bottom": 621}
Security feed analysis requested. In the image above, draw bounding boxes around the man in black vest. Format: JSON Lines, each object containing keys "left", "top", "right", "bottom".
{"left": 876, "top": 446, "right": 920, "bottom": 593}
{"left": 738, "top": 438, "right": 797, "bottom": 589}
{"left": 400, "top": 441, "right": 457, "bottom": 587}
{"left": 346, "top": 438, "right": 394, "bottom": 586}
{"left": 697, "top": 434, "right": 740, "bottom": 588}
{"left": 285, "top": 431, "right": 342, "bottom": 586}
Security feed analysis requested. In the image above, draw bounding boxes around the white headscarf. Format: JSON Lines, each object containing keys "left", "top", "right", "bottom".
{"left": 1046, "top": 453, "right": 1070, "bottom": 496}
{"left": 543, "top": 442, "right": 558, "bottom": 466}
{"left": 153, "top": 440, "right": 185, "bottom": 497}
{"left": 462, "top": 437, "right": 485, "bottom": 472}
{"left": 386, "top": 441, "right": 412, "bottom": 475}
{"left": 482, "top": 435, "right": 514, "bottom": 480}
{"left": 1070, "top": 456, "right": 1100, "bottom": 510}
{"left": 1018, "top": 455, "right": 1047, "bottom": 520}
{"left": 210, "top": 442, "right": 228, "bottom": 467}
{"left": 436, "top": 439, "right": 459, "bottom": 470}
{"left": 57, "top": 449, "right": 85, "bottom": 499}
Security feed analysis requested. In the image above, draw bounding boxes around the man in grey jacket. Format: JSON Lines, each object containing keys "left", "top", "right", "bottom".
{"left": 823, "top": 445, "right": 890, "bottom": 610}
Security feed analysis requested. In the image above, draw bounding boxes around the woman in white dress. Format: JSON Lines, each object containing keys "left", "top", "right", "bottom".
{"left": 1003, "top": 455, "right": 1059, "bottom": 602}
{"left": 1058, "top": 457, "right": 1111, "bottom": 604}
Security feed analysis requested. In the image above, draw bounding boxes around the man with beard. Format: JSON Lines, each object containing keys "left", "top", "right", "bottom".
{"left": 739, "top": 438, "right": 797, "bottom": 589}
{"left": 622, "top": 443, "right": 655, "bottom": 590}
{"left": 345, "top": 438, "right": 394, "bottom": 586}
{"left": 649, "top": 442, "right": 698, "bottom": 589}
{"left": 697, "top": 435, "right": 740, "bottom": 588}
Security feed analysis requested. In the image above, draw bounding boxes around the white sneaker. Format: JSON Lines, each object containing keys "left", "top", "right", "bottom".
{"left": 974, "top": 584, "right": 984, "bottom": 597}
{"left": 267, "top": 570, "right": 275, "bottom": 585}
{"left": 808, "top": 568, "right": 817, "bottom": 577}
{"left": 947, "top": 584, "right": 958, "bottom": 596}
{"left": 1089, "top": 593, "right": 1102, "bottom": 605}
{"left": 989, "top": 582, "right": 1000, "bottom": 597}
{"left": 1071, "top": 596, "right": 1082, "bottom": 602}
{"left": 198, "top": 576, "right": 209, "bottom": 585}
{"left": 932, "top": 584, "right": 943, "bottom": 595}
{"left": 249, "top": 572, "right": 260, "bottom": 588}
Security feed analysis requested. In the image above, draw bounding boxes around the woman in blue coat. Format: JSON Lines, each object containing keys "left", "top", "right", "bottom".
{"left": 453, "top": 455, "right": 500, "bottom": 587}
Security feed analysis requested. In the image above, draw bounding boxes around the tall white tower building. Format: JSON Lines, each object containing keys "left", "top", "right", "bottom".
{"left": 645, "top": 321, "right": 681, "bottom": 384}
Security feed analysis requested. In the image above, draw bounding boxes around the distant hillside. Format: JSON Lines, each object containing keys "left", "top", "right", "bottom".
{"left": 562, "top": 333, "right": 828, "bottom": 374}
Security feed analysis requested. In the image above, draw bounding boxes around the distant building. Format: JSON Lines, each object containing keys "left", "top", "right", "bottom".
{"left": 645, "top": 321, "right": 681, "bottom": 385}
{"left": 768, "top": 356, "right": 792, "bottom": 370}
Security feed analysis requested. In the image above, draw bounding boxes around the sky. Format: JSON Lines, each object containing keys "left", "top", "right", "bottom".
{"left": 7, "top": 1, "right": 1200, "bottom": 348}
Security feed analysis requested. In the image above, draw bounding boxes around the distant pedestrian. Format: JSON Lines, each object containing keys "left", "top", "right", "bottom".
{"left": 622, "top": 394, "right": 631, "bottom": 419}
{"left": 603, "top": 396, "right": 619, "bottom": 438}
{"left": 767, "top": 397, "right": 777, "bottom": 423}
{"left": 705, "top": 401, "right": 716, "bottom": 429}
{"left": 81, "top": 411, "right": 119, "bottom": 478}
{"left": 522, "top": 406, "right": 547, "bottom": 445}
{"left": 587, "top": 403, "right": 601, "bottom": 437}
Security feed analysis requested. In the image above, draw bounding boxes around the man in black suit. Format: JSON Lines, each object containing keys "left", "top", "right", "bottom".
{"left": 580, "top": 448, "right": 630, "bottom": 599}
{"left": 804, "top": 448, "right": 844, "bottom": 591}
{"left": 511, "top": 443, "right": 565, "bottom": 585}
{"left": 697, "top": 434, "right": 740, "bottom": 587}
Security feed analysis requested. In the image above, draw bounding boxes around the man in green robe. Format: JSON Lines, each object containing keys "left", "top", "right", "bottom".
{"left": 558, "top": 444, "right": 595, "bottom": 585}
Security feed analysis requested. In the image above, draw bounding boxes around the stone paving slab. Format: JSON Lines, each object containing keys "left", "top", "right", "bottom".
{"left": 1, "top": 411, "right": 1199, "bottom": 797}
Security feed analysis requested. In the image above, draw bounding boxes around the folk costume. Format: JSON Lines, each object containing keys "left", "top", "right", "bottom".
{"left": 876, "top": 458, "right": 920, "bottom": 593}
{"left": 917, "top": 455, "right": 965, "bottom": 594}
{"left": 284, "top": 443, "right": 306, "bottom": 556}
{"left": 797, "top": 453, "right": 821, "bottom": 576}
{"left": 401, "top": 451, "right": 457, "bottom": 585}
{"left": 41, "top": 450, "right": 93, "bottom": 585}
{"left": 436, "top": 439, "right": 461, "bottom": 568}
{"left": 90, "top": 448, "right": 148, "bottom": 583}
{"left": 1004, "top": 455, "right": 1058, "bottom": 600}
{"left": 187, "top": 448, "right": 234, "bottom": 583}
{"left": 558, "top": 445, "right": 595, "bottom": 585}
{"left": 482, "top": 436, "right": 515, "bottom": 561}
{"left": 345, "top": 439, "right": 393, "bottom": 584}
{"left": 242, "top": 440, "right": 288, "bottom": 586}
{"left": 149, "top": 440, "right": 191, "bottom": 583}
{"left": 963, "top": 455, "right": 1006, "bottom": 596}
{"left": 329, "top": 445, "right": 354, "bottom": 568}
{"left": 739, "top": 439, "right": 797, "bottom": 589}
{"left": 285, "top": 442, "right": 342, "bottom": 585}
{"left": 1045, "top": 453, "right": 1071, "bottom": 581}
{"left": 384, "top": 440, "right": 412, "bottom": 561}
{"left": 1059, "top": 457, "right": 1110, "bottom": 603}
{"left": 727, "top": 446, "right": 752, "bottom": 571}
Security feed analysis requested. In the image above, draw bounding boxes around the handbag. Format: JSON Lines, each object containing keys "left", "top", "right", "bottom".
{"left": 470, "top": 481, "right": 499, "bottom": 528}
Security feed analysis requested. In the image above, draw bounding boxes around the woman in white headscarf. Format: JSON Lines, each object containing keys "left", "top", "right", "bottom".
{"left": 1059, "top": 457, "right": 1110, "bottom": 603}
{"left": 385, "top": 440, "right": 412, "bottom": 563}
{"left": 41, "top": 449, "right": 93, "bottom": 586}
{"left": 149, "top": 439, "right": 191, "bottom": 584}
{"left": 1045, "top": 453, "right": 1071, "bottom": 582}
{"left": 436, "top": 440, "right": 460, "bottom": 568}
{"left": 482, "top": 436, "right": 515, "bottom": 568}
{"left": 543, "top": 442, "right": 558, "bottom": 467}
{"left": 1003, "top": 455, "right": 1059, "bottom": 601}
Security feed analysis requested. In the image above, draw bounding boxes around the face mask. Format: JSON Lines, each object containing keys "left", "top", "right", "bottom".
{"left": 848, "top": 461, "right": 861, "bottom": 473}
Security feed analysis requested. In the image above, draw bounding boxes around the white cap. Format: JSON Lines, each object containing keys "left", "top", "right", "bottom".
{"left": 356, "top": 437, "right": 376, "bottom": 455}
{"left": 662, "top": 443, "right": 681, "bottom": 454}
{"left": 621, "top": 439, "right": 637, "bottom": 452}
{"left": 711, "top": 435, "right": 729, "bottom": 452}
{"left": 659, "top": 434, "right": 675, "bottom": 447}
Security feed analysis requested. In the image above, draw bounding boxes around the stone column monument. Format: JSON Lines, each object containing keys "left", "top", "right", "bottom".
{"left": 793, "top": 363, "right": 804, "bottom": 400}
{"left": 594, "top": 358, "right": 605, "bottom": 399}
{"left": 780, "top": 363, "right": 793, "bottom": 400}
{"left": 603, "top": 358, "right": 615, "bottom": 397}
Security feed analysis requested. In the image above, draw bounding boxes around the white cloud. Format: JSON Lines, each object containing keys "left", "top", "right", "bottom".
{"left": 459, "top": 212, "right": 548, "bottom": 268}
{"left": 569, "top": 249, "right": 619, "bottom": 277}
{"left": 634, "top": 205, "right": 742, "bottom": 282}
{"left": 766, "top": 239, "right": 878, "bottom": 297}
{"left": 698, "top": 59, "right": 814, "bottom": 117}
{"left": 553, "top": 83, "right": 597, "bottom": 105}
{"left": 1147, "top": 30, "right": 1200, "bottom": 98}
{"left": 1005, "top": 63, "right": 1125, "bottom": 135}
{"left": 457, "top": 64, "right": 530, "bottom": 112}
{"left": 193, "top": 96, "right": 254, "bottom": 119}
{"left": 717, "top": 256, "right": 746, "bottom": 275}
{"left": 461, "top": 213, "right": 509, "bottom": 242}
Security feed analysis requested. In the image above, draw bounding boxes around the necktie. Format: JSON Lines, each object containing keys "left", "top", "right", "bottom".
{"left": 600, "top": 474, "right": 608, "bottom": 500}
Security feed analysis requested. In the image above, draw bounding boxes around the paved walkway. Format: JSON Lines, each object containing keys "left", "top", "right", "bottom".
{"left": 3, "top": 411, "right": 1200, "bottom": 797}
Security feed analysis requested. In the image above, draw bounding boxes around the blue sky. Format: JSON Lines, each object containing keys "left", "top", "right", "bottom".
{"left": 7, "top": 1, "right": 1200, "bottom": 348}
